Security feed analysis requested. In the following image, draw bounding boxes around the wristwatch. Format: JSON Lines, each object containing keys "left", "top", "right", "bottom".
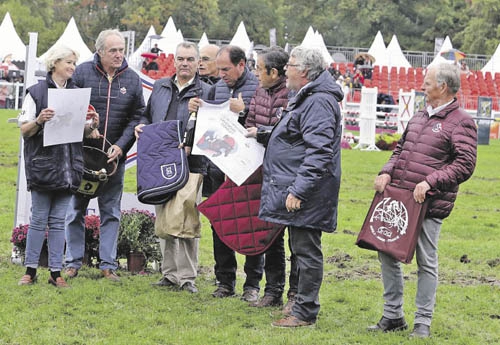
{"left": 238, "top": 110, "right": 247, "bottom": 117}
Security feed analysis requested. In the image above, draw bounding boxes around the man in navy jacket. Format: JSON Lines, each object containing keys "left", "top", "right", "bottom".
{"left": 64, "top": 29, "right": 145, "bottom": 282}
{"left": 258, "top": 46, "right": 344, "bottom": 327}
{"left": 135, "top": 42, "right": 210, "bottom": 293}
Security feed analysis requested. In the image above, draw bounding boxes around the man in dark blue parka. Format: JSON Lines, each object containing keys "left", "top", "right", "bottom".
{"left": 257, "top": 46, "right": 343, "bottom": 327}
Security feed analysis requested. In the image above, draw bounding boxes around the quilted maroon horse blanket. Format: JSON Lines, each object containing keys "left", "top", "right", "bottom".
{"left": 197, "top": 167, "right": 285, "bottom": 255}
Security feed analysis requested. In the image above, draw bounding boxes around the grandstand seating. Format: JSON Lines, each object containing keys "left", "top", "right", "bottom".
{"left": 335, "top": 61, "right": 500, "bottom": 111}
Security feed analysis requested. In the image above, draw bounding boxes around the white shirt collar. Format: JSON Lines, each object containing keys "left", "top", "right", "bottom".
{"left": 174, "top": 76, "right": 195, "bottom": 92}
{"left": 426, "top": 99, "right": 453, "bottom": 117}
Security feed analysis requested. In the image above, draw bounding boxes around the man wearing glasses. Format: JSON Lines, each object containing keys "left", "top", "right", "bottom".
{"left": 135, "top": 42, "right": 210, "bottom": 293}
{"left": 64, "top": 29, "right": 145, "bottom": 282}
{"left": 257, "top": 46, "right": 344, "bottom": 327}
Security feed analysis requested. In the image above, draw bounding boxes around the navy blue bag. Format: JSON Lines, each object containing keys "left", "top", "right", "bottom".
{"left": 137, "top": 120, "right": 189, "bottom": 205}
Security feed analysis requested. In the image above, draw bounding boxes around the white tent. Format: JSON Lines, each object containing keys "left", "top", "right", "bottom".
{"left": 0, "top": 12, "right": 26, "bottom": 61}
{"left": 368, "top": 31, "right": 387, "bottom": 67}
{"left": 198, "top": 32, "right": 209, "bottom": 49}
{"left": 385, "top": 35, "right": 411, "bottom": 69}
{"left": 230, "top": 21, "right": 253, "bottom": 57}
{"left": 129, "top": 25, "right": 157, "bottom": 70}
{"left": 300, "top": 26, "right": 333, "bottom": 65}
{"left": 427, "top": 36, "right": 454, "bottom": 67}
{"left": 157, "top": 17, "right": 183, "bottom": 56}
{"left": 38, "top": 17, "right": 93, "bottom": 65}
{"left": 481, "top": 43, "right": 500, "bottom": 74}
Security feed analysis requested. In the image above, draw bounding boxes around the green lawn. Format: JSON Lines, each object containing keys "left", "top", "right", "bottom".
{"left": 0, "top": 109, "right": 498, "bottom": 345}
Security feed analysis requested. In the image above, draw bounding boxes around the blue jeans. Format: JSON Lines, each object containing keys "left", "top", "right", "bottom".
{"left": 65, "top": 163, "right": 125, "bottom": 270}
{"left": 24, "top": 190, "right": 72, "bottom": 271}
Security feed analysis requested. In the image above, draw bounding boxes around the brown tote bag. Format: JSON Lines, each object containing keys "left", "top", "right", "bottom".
{"left": 356, "top": 184, "right": 429, "bottom": 264}
{"left": 154, "top": 173, "right": 203, "bottom": 239}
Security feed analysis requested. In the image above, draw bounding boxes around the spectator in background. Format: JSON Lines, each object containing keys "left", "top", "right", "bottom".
{"left": 150, "top": 43, "right": 162, "bottom": 55}
{"left": 2, "top": 53, "right": 19, "bottom": 70}
{"left": 353, "top": 68, "right": 364, "bottom": 89}
{"left": 144, "top": 57, "right": 159, "bottom": 71}
{"left": 460, "top": 60, "right": 471, "bottom": 77}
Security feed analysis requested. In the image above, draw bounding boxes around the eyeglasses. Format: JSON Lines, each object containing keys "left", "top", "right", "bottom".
{"left": 286, "top": 63, "right": 300, "bottom": 68}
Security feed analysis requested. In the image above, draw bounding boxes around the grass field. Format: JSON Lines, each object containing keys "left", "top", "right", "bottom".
{"left": 0, "top": 109, "right": 498, "bottom": 345}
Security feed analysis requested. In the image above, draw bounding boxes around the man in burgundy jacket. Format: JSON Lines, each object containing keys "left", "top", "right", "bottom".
{"left": 369, "top": 63, "right": 477, "bottom": 338}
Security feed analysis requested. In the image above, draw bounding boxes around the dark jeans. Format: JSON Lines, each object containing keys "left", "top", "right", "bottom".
{"left": 289, "top": 226, "right": 323, "bottom": 323}
{"left": 287, "top": 228, "right": 299, "bottom": 297}
{"left": 212, "top": 226, "right": 264, "bottom": 291}
{"left": 262, "top": 230, "right": 286, "bottom": 297}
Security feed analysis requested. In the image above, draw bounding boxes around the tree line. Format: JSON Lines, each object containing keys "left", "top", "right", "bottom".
{"left": 1, "top": 0, "right": 499, "bottom": 56}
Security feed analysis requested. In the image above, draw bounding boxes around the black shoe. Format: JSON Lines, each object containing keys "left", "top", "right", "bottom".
{"left": 151, "top": 277, "right": 176, "bottom": 287}
{"left": 241, "top": 289, "right": 259, "bottom": 303}
{"left": 212, "top": 286, "right": 235, "bottom": 298}
{"left": 368, "top": 316, "right": 408, "bottom": 332}
{"left": 181, "top": 282, "right": 198, "bottom": 293}
{"left": 410, "top": 323, "right": 430, "bottom": 338}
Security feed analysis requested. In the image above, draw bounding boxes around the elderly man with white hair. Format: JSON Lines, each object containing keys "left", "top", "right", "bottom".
{"left": 368, "top": 63, "right": 477, "bottom": 338}
{"left": 255, "top": 46, "right": 344, "bottom": 327}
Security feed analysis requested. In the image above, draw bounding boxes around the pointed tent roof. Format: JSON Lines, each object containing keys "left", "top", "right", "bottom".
{"left": 129, "top": 25, "right": 157, "bottom": 70}
{"left": 368, "top": 31, "right": 387, "bottom": 66}
{"left": 0, "top": 12, "right": 26, "bottom": 61}
{"left": 428, "top": 36, "right": 454, "bottom": 67}
{"left": 300, "top": 27, "right": 333, "bottom": 65}
{"left": 198, "top": 32, "right": 209, "bottom": 48}
{"left": 157, "top": 17, "right": 181, "bottom": 56}
{"left": 385, "top": 34, "right": 411, "bottom": 69}
{"left": 230, "top": 21, "right": 253, "bottom": 56}
{"left": 38, "top": 17, "right": 93, "bottom": 65}
{"left": 482, "top": 43, "right": 500, "bottom": 74}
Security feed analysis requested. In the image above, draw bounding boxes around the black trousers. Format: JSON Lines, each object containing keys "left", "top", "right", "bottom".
{"left": 289, "top": 226, "right": 323, "bottom": 322}
{"left": 212, "top": 227, "right": 264, "bottom": 291}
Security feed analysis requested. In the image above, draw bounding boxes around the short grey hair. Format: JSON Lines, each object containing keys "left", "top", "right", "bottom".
{"left": 44, "top": 45, "right": 80, "bottom": 71}
{"left": 289, "top": 46, "right": 326, "bottom": 81}
{"left": 95, "top": 29, "right": 124, "bottom": 53}
{"left": 176, "top": 41, "right": 200, "bottom": 59}
{"left": 434, "top": 63, "right": 461, "bottom": 94}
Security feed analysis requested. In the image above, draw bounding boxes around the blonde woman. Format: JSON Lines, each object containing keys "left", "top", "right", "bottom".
{"left": 17, "top": 45, "right": 98, "bottom": 288}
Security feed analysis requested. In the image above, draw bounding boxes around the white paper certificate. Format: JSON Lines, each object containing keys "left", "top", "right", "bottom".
{"left": 43, "top": 88, "right": 91, "bottom": 146}
{"left": 192, "top": 100, "right": 264, "bottom": 185}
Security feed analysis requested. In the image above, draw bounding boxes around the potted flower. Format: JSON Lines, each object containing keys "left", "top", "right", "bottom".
{"left": 10, "top": 224, "right": 48, "bottom": 266}
{"left": 375, "top": 132, "right": 402, "bottom": 151}
{"left": 84, "top": 214, "right": 101, "bottom": 266}
{"left": 118, "top": 209, "right": 160, "bottom": 272}
{"left": 11, "top": 224, "right": 29, "bottom": 258}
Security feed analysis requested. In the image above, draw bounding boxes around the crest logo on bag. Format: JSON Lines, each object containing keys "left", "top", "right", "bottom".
{"left": 369, "top": 197, "right": 409, "bottom": 242}
{"left": 161, "top": 164, "right": 177, "bottom": 180}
